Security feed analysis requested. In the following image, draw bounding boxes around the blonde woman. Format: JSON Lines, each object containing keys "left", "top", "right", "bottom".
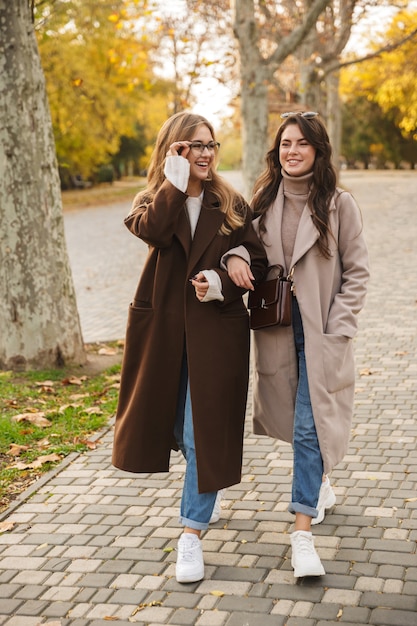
{"left": 112, "top": 112, "right": 267, "bottom": 583}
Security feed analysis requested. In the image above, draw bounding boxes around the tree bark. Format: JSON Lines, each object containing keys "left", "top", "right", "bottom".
{"left": 0, "top": 0, "right": 86, "bottom": 370}
{"left": 234, "top": 0, "right": 331, "bottom": 197}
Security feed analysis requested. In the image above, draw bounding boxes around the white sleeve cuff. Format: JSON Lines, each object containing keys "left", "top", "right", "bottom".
{"left": 220, "top": 245, "right": 251, "bottom": 270}
{"left": 164, "top": 156, "right": 190, "bottom": 193}
{"left": 200, "top": 270, "right": 224, "bottom": 302}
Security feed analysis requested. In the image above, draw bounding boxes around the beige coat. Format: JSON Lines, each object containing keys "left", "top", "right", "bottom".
{"left": 251, "top": 183, "right": 369, "bottom": 473}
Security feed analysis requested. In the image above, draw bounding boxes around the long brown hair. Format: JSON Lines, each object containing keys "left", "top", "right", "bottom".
{"left": 252, "top": 115, "right": 337, "bottom": 258}
{"left": 136, "top": 111, "right": 245, "bottom": 234}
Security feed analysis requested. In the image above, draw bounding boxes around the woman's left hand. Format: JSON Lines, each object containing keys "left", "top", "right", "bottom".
{"left": 227, "top": 255, "right": 255, "bottom": 290}
{"left": 190, "top": 272, "right": 209, "bottom": 301}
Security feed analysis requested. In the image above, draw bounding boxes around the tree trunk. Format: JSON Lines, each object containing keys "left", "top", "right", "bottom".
{"left": 326, "top": 70, "right": 342, "bottom": 177}
{"left": 0, "top": 0, "right": 86, "bottom": 370}
{"left": 240, "top": 80, "right": 269, "bottom": 199}
{"left": 234, "top": 0, "right": 331, "bottom": 198}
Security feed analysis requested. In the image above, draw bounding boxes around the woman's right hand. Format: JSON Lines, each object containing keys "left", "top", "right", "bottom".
{"left": 227, "top": 255, "right": 255, "bottom": 290}
{"left": 166, "top": 141, "right": 191, "bottom": 158}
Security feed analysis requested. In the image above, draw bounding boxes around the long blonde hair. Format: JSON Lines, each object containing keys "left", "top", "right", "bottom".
{"left": 138, "top": 111, "right": 245, "bottom": 234}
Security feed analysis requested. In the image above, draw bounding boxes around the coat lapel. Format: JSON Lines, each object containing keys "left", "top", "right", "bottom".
{"left": 175, "top": 205, "right": 192, "bottom": 258}
{"left": 291, "top": 206, "right": 320, "bottom": 267}
{"left": 261, "top": 186, "right": 286, "bottom": 268}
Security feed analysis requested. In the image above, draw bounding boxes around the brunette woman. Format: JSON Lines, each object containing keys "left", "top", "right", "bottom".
{"left": 225, "top": 112, "right": 369, "bottom": 577}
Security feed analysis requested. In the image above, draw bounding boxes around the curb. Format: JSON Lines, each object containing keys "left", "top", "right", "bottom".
{"left": 0, "top": 418, "right": 115, "bottom": 523}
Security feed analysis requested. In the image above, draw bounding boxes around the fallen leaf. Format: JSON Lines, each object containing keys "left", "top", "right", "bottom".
{"left": 131, "top": 601, "right": 162, "bottom": 615}
{"left": 61, "top": 375, "right": 87, "bottom": 386}
{"left": 83, "top": 406, "right": 103, "bottom": 415}
{"left": 405, "top": 497, "right": 417, "bottom": 502}
{"left": 58, "top": 403, "right": 82, "bottom": 412}
{"left": 163, "top": 547, "right": 174, "bottom": 552}
{"left": 337, "top": 609, "right": 343, "bottom": 618}
{"left": 35, "top": 380, "right": 55, "bottom": 387}
{"left": 11, "top": 412, "right": 52, "bottom": 428}
{"left": 37, "top": 438, "right": 51, "bottom": 449}
{"left": 0, "top": 521, "right": 15, "bottom": 533}
{"left": 98, "top": 347, "right": 117, "bottom": 356}
{"left": 105, "top": 374, "right": 121, "bottom": 383}
{"left": 360, "top": 368, "right": 373, "bottom": 376}
{"left": 6, "top": 444, "right": 29, "bottom": 456}
{"left": 210, "top": 590, "right": 225, "bottom": 597}
{"left": 10, "top": 453, "right": 61, "bottom": 470}
{"left": 73, "top": 438, "right": 97, "bottom": 449}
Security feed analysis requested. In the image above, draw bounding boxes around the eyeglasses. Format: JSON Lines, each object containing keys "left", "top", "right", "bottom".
{"left": 280, "top": 111, "right": 319, "bottom": 119}
{"left": 189, "top": 141, "right": 220, "bottom": 155}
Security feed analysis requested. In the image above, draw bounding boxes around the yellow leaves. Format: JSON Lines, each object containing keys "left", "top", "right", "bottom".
{"left": 131, "top": 601, "right": 163, "bottom": 615}
{"left": 210, "top": 590, "right": 225, "bottom": 597}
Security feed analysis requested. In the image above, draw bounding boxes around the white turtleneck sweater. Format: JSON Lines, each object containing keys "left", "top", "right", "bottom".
{"left": 163, "top": 155, "right": 224, "bottom": 302}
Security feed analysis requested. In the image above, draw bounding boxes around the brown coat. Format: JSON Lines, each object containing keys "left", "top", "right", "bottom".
{"left": 252, "top": 184, "right": 369, "bottom": 473}
{"left": 112, "top": 180, "right": 267, "bottom": 493}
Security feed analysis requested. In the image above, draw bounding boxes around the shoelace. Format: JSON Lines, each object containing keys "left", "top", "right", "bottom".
{"left": 294, "top": 534, "right": 315, "bottom": 555}
{"left": 180, "top": 538, "right": 198, "bottom": 562}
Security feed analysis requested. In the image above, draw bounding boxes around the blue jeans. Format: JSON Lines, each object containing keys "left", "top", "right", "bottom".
{"left": 288, "top": 299, "right": 323, "bottom": 519}
{"left": 174, "top": 353, "right": 217, "bottom": 531}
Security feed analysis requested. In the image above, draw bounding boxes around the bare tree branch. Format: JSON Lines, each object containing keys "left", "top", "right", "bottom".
{"left": 324, "top": 25, "right": 417, "bottom": 74}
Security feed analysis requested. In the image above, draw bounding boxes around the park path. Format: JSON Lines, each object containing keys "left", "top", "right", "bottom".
{"left": 0, "top": 170, "right": 416, "bottom": 626}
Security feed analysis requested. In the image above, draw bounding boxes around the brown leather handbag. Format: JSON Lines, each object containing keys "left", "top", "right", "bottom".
{"left": 248, "top": 265, "right": 293, "bottom": 330}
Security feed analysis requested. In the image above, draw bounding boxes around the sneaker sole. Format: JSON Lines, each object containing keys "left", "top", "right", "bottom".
{"left": 176, "top": 571, "right": 204, "bottom": 583}
{"left": 292, "top": 559, "right": 326, "bottom": 577}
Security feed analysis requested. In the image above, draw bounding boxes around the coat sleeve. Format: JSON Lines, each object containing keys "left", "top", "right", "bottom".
{"left": 124, "top": 180, "right": 187, "bottom": 248}
{"left": 326, "top": 191, "right": 370, "bottom": 337}
{"left": 215, "top": 204, "right": 268, "bottom": 304}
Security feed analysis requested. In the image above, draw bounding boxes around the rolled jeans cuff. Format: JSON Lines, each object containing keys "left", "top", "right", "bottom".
{"left": 179, "top": 515, "right": 210, "bottom": 531}
{"left": 288, "top": 502, "right": 318, "bottom": 519}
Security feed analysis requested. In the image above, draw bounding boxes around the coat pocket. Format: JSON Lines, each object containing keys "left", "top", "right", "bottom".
{"left": 252, "top": 326, "right": 290, "bottom": 375}
{"left": 322, "top": 334, "right": 355, "bottom": 393}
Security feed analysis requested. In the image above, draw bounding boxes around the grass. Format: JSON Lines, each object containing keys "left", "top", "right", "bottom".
{"left": 0, "top": 179, "right": 143, "bottom": 516}
{"left": 61, "top": 176, "right": 146, "bottom": 210}
{"left": 0, "top": 344, "right": 122, "bottom": 514}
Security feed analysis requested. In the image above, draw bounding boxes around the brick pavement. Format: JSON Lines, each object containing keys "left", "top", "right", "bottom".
{"left": 0, "top": 170, "right": 416, "bottom": 625}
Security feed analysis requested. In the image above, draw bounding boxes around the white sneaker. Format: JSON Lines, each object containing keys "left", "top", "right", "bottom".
{"left": 176, "top": 533, "right": 204, "bottom": 583}
{"left": 290, "top": 530, "right": 325, "bottom": 577}
{"left": 209, "top": 489, "right": 225, "bottom": 524}
{"left": 311, "top": 476, "right": 336, "bottom": 525}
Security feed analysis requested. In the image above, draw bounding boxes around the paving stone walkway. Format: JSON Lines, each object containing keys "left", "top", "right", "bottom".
{"left": 0, "top": 171, "right": 416, "bottom": 626}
